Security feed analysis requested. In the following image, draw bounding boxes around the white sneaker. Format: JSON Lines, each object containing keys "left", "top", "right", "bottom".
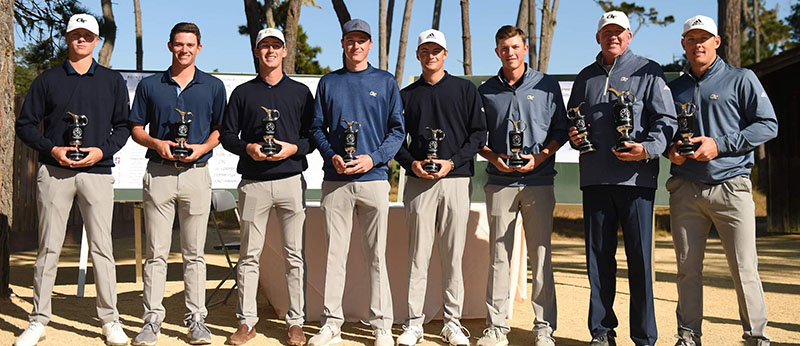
{"left": 476, "top": 327, "right": 508, "bottom": 346}
{"left": 441, "top": 322, "right": 471, "bottom": 346}
{"left": 396, "top": 325, "right": 424, "bottom": 345}
{"left": 102, "top": 321, "right": 129, "bottom": 346}
{"left": 373, "top": 329, "right": 394, "bottom": 346}
{"left": 308, "top": 324, "right": 342, "bottom": 346}
{"left": 535, "top": 334, "right": 556, "bottom": 346}
{"left": 14, "top": 322, "right": 46, "bottom": 346}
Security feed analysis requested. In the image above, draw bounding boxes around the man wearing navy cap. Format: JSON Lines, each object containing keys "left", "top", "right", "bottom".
{"left": 14, "top": 13, "right": 130, "bottom": 346}
{"left": 308, "top": 18, "right": 404, "bottom": 346}
{"left": 129, "top": 22, "right": 226, "bottom": 346}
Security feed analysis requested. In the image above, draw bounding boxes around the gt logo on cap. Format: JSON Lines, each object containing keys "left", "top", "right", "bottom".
{"left": 76, "top": 18, "right": 86, "bottom": 23}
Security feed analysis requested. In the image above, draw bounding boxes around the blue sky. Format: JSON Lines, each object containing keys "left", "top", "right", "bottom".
{"left": 15, "top": 0, "right": 796, "bottom": 82}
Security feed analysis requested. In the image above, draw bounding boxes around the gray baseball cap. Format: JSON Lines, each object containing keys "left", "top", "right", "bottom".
{"left": 342, "top": 18, "right": 371, "bottom": 38}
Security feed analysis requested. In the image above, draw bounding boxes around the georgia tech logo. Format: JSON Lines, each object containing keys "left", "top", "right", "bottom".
{"left": 620, "top": 76, "right": 629, "bottom": 82}
{"left": 606, "top": 14, "right": 616, "bottom": 19}
{"left": 710, "top": 94, "right": 719, "bottom": 100}
{"left": 369, "top": 91, "right": 377, "bottom": 97}
{"left": 526, "top": 95, "right": 534, "bottom": 100}
{"left": 76, "top": 17, "right": 87, "bottom": 23}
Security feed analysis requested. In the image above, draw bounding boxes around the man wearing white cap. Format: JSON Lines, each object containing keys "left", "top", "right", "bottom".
{"left": 14, "top": 13, "right": 130, "bottom": 346}
{"left": 566, "top": 11, "right": 677, "bottom": 346}
{"left": 220, "top": 27, "right": 315, "bottom": 346}
{"left": 666, "top": 15, "right": 776, "bottom": 346}
{"left": 394, "top": 28, "right": 486, "bottom": 346}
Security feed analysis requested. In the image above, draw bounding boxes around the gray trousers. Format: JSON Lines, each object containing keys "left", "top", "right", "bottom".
{"left": 141, "top": 161, "right": 211, "bottom": 323}
{"left": 403, "top": 176, "right": 471, "bottom": 327}
{"left": 32, "top": 164, "right": 119, "bottom": 325}
{"left": 667, "top": 175, "right": 769, "bottom": 340}
{"left": 237, "top": 175, "right": 306, "bottom": 328}
{"left": 483, "top": 184, "right": 557, "bottom": 336}
{"left": 319, "top": 180, "right": 392, "bottom": 331}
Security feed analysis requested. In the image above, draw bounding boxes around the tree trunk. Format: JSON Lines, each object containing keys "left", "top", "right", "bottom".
{"left": 244, "top": 0, "right": 262, "bottom": 72}
{"left": 754, "top": 0, "right": 760, "bottom": 63}
{"left": 284, "top": 0, "right": 301, "bottom": 74}
{"left": 394, "top": 0, "right": 413, "bottom": 86}
{"left": 387, "top": 0, "right": 394, "bottom": 56}
{"left": 432, "top": 0, "right": 442, "bottom": 30}
{"left": 98, "top": 0, "right": 116, "bottom": 67}
{"left": 460, "top": 0, "right": 472, "bottom": 75}
{"left": 379, "top": 0, "right": 388, "bottom": 70}
{"left": 133, "top": 0, "right": 143, "bottom": 70}
{"left": 265, "top": 0, "right": 276, "bottom": 28}
{"left": 332, "top": 0, "right": 351, "bottom": 28}
{"left": 516, "top": 0, "right": 528, "bottom": 33}
{"left": 0, "top": 0, "right": 14, "bottom": 226}
{"left": 537, "top": 0, "right": 559, "bottom": 73}
{"left": 528, "top": 0, "right": 537, "bottom": 71}
{"left": 718, "top": 0, "right": 741, "bottom": 66}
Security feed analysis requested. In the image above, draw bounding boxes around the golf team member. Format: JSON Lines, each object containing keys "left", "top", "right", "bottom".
{"left": 14, "top": 13, "right": 131, "bottom": 346}
{"left": 129, "top": 22, "right": 226, "bottom": 345}
{"left": 220, "top": 28, "right": 315, "bottom": 346}
{"left": 308, "top": 18, "right": 405, "bottom": 346}
{"left": 394, "top": 29, "right": 486, "bottom": 346}
{"left": 667, "top": 15, "right": 777, "bottom": 346}
{"left": 567, "top": 11, "right": 677, "bottom": 346}
{"left": 476, "top": 25, "right": 567, "bottom": 346}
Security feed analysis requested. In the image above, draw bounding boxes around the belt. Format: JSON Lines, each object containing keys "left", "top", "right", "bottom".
{"left": 150, "top": 157, "right": 208, "bottom": 169}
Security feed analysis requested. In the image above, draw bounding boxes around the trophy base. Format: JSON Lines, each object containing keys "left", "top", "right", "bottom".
{"left": 66, "top": 150, "right": 87, "bottom": 161}
{"left": 678, "top": 143, "right": 698, "bottom": 156}
{"left": 171, "top": 146, "right": 194, "bottom": 158}
{"left": 614, "top": 141, "right": 634, "bottom": 153}
{"left": 507, "top": 157, "right": 529, "bottom": 168}
{"left": 260, "top": 144, "right": 282, "bottom": 155}
{"left": 423, "top": 162, "right": 441, "bottom": 173}
{"left": 578, "top": 142, "right": 597, "bottom": 154}
{"left": 343, "top": 153, "right": 356, "bottom": 164}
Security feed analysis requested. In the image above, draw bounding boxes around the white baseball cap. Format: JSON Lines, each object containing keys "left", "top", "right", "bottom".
{"left": 682, "top": 15, "right": 718, "bottom": 36}
{"left": 255, "top": 28, "right": 285, "bottom": 46}
{"left": 66, "top": 13, "right": 99, "bottom": 36}
{"left": 417, "top": 29, "right": 447, "bottom": 50}
{"left": 597, "top": 11, "right": 630, "bottom": 32}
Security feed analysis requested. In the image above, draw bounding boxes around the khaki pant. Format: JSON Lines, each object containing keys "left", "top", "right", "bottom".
{"left": 403, "top": 176, "right": 471, "bottom": 327}
{"left": 32, "top": 164, "right": 118, "bottom": 325}
{"left": 236, "top": 175, "right": 306, "bottom": 328}
{"left": 319, "top": 180, "right": 392, "bottom": 331}
{"left": 667, "top": 175, "right": 769, "bottom": 340}
{"left": 141, "top": 161, "right": 211, "bottom": 323}
{"left": 483, "top": 184, "right": 556, "bottom": 336}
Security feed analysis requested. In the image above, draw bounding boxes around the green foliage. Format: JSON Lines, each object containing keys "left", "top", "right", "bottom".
{"left": 594, "top": 1, "right": 675, "bottom": 36}
{"left": 741, "top": 0, "right": 791, "bottom": 66}
{"left": 783, "top": 1, "right": 800, "bottom": 48}
{"left": 661, "top": 54, "right": 687, "bottom": 73}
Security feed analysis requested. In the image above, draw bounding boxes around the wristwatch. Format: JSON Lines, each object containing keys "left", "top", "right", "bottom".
{"left": 448, "top": 159, "right": 456, "bottom": 169}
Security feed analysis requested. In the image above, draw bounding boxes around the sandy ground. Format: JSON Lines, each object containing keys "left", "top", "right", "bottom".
{"left": 1, "top": 229, "right": 799, "bottom": 346}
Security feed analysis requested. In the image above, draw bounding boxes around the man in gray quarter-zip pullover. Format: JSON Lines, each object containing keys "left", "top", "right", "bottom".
{"left": 566, "top": 11, "right": 677, "bottom": 346}
{"left": 476, "top": 25, "right": 567, "bottom": 346}
{"left": 666, "top": 16, "right": 777, "bottom": 346}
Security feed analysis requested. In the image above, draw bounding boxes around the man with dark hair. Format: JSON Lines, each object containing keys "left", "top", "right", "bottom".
{"left": 567, "top": 11, "right": 677, "bottom": 346}
{"left": 667, "top": 15, "right": 777, "bottom": 346}
{"left": 129, "top": 21, "right": 226, "bottom": 346}
{"left": 476, "top": 25, "right": 567, "bottom": 346}
{"left": 394, "top": 28, "right": 486, "bottom": 346}
{"left": 14, "top": 13, "right": 131, "bottom": 346}
{"left": 221, "top": 27, "right": 314, "bottom": 346}
{"left": 307, "top": 18, "right": 404, "bottom": 346}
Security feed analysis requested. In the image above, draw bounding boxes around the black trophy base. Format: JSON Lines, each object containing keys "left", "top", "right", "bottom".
{"left": 66, "top": 150, "right": 87, "bottom": 161}
{"left": 423, "top": 161, "right": 441, "bottom": 173}
{"left": 678, "top": 142, "right": 699, "bottom": 156}
{"left": 261, "top": 143, "right": 282, "bottom": 155}
{"left": 578, "top": 141, "right": 597, "bottom": 154}
{"left": 343, "top": 153, "right": 356, "bottom": 164}
{"left": 507, "top": 157, "right": 529, "bottom": 168}
{"left": 171, "top": 146, "right": 194, "bottom": 158}
{"left": 614, "top": 140, "right": 634, "bottom": 153}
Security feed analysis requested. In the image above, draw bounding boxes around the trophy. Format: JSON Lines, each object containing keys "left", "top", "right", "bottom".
{"left": 608, "top": 88, "right": 635, "bottom": 153}
{"left": 341, "top": 119, "right": 361, "bottom": 163}
{"left": 259, "top": 106, "right": 282, "bottom": 155}
{"left": 506, "top": 118, "right": 529, "bottom": 168}
{"left": 66, "top": 111, "right": 89, "bottom": 161}
{"left": 172, "top": 108, "right": 194, "bottom": 158}
{"left": 676, "top": 102, "right": 698, "bottom": 156}
{"left": 423, "top": 127, "right": 446, "bottom": 173}
{"left": 566, "top": 102, "right": 597, "bottom": 154}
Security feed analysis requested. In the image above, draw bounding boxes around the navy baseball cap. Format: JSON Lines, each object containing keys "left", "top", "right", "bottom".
{"left": 342, "top": 19, "right": 371, "bottom": 38}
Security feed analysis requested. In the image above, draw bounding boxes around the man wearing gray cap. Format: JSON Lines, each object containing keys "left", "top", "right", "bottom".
{"left": 14, "top": 13, "right": 130, "bottom": 346}
{"left": 667, "top": 15, "right": 776, "bottom": 346}
{"left": 566, "top": 11, "right": 677, "bottom": 346}
{"left": 308, "top": 18, "right": 404, "bottom": 346}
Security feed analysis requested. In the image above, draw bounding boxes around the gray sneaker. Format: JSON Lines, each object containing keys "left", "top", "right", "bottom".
{"left": 132, "top": 322, "right": 160, "bottom": 346}
{"left": 674, "top": 329, "right": 700, "bottom": 346}
{"left": 476, "top": 327, "right": 508, "bottom": 346}
{"left": 535, "top": 334, "right": 556, "bottom": 346}
{"left": 184, "top": 314, "right": 212, "bottom": 345}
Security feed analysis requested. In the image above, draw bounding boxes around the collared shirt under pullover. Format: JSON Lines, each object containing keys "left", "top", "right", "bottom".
{"left": 129, "top": 68, "right": 226, "bottom": 163}
{"left": 395, "top": 72, "right": 486, "bottom": 178}
{"left": 310, "top": 64, "right": 405, "bottom": 182}
{"left": 220, "top": 74, "right": 315, "bottom": 181}
{"left": 480, "top": 65, "right": 569, "bottom": 186}
{"left": 668, "top": 57, "right": 778, "bottom": 185}
{"left": 16, "top": 59, "right": 131, "bottom": 174}
{"left": 567, "top": 49, "right": 677, "bottom": 189}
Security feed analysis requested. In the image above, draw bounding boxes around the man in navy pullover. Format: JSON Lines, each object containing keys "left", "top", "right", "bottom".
{"left": 567, "top": 11, "right": 677, "bottom": 346}
{"left": 14, "top": 14, "right": 130, "bottom": 346}
{"left": 667, "top": 16, "right": 777, "bottom": 346}
{"left": 308, "top": 19, "right": 404, "bottom": 346}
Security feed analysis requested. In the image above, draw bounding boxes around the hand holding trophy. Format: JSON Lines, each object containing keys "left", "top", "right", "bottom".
{"left": 172, "top": 108, "right": 194, "bottom": 158}
{"left": 65, "top": 111, "right": 89, "bottom": 161}
{"left": 607, "top": 88, "right": 636, "bottom": 153}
